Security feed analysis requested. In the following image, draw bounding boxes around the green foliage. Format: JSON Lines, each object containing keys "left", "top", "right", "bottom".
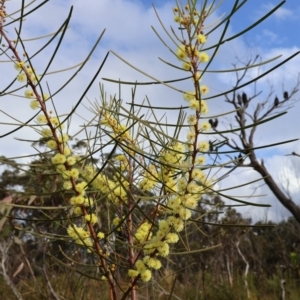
{"left": 0, "top": 0, "right": 299, "bottom": 299}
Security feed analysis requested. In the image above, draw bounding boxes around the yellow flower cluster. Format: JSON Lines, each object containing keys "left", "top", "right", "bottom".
{"left": 11, "top": 3, "right": 218, "bottom": 288}
{"left": 134, "top": 222, "right": 152, "bottom": 244}
{"left": 101, "top": 112, "right": 133, "bottom": 143}
{"left": 24, "top": 90, "right": 35, "bottom": 99}
{"left": 158, "top": 142, "right": 186, "bottom": 194}
{"left": 198, "top": 141, "right": 210, "bottom": 152}
{"left": 188, "top": 99, "right": 209, "bottom": 114}
{"left": 70, "top": 195, "right": 85, "bottom": 206}
{"left": 51, "top": 153, "right": 67, "bottom": 165}
{"left": 173, "top": 4, "right": 201, "bottom": 28}
{"left": 197, "top": 34, "right": 207, "bottom": 44}
{"left": 125, "top": 5, "right": 216, "bottom": 284}
{"left": 128, "top": 217, "right": 180, "bottom": 281}
{"left": 81, "top": 165, "right": 128, "bottom": 205}
{"left": 67, "top": 224, "right": 93, "bottom": 248}
{"left": 199, "top": 122, "right": 211, "bottom": 131}
{"left": 84, "top": 213, "right": 98, "bottom": 225}
{"left": 56, "top": 165, "right": 79, "bottom": 180}
{"left": 138, "top": 164, "right": 159, "bottom": 192}
{"left": 160, "top": 142, "right": 185, "bottom": 168}
{"left": 37, "top": 115, "right": 47, "bottom": 124}
{"left": 97, "top": 232, "right": 105, "bottom": 240}
{"left": 183, "top": 91, "right": 209, "bottom": 114}
{"left": 128, "top": 260, "right": 152, "bottom": 282}
{"left": 13, "top": 58, "right": 105, "bottom": 253}
{"left": 75, "top": 181, "right": 88, "bottom": 194}
{"left": 115, "top": 154, "right": 129, "bottom": 172}
{"left": 14, "top": 61, "right": 25, "bottom": 71}
{"left": 16, "top": 64, "right": 39, "bottom": 86}
{"left": 112, "top": 217, "right": 121, "bottom": 227}
{"left": 143, "top": 256, "right": 162, "bottom": 269}
{"left": 177, "top": 44, "right": 209, "bottom": 67}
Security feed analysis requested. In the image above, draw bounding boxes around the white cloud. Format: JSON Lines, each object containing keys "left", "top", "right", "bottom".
{"left": 262, "top": 29, "right": 278, "bottom": 43}
{"left": 259, "top": 3, "right": 293, "bottom": 20}
{"left": 271, "top": 6, "right": 293, "bottom": 20}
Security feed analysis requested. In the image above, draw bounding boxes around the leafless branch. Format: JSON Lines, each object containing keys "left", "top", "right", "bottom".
{"left": 0, "top": 240, "right": 24, "bottom": 300}
{"left": 42, "top": 245, "right": 61, "bottom": 300}
{"left": 215, "top": 56, "right": 300, "bottom": 222}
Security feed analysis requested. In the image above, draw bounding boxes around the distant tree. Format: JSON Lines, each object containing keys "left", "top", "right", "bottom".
{"left": 213, "top": 56, "right": 300, "bottom": 223}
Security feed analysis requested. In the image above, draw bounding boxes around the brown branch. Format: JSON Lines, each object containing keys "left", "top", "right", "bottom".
{"left": 0, "top": 240, "right": 24, "bottom": 300}
{"left": 42, "top": 245, "right": 61, "bottom": 300}
{"left": 219, "top": 56, "right": 300, "bottom": 223}
{"left": 249, "top": 155, "right": 300, "bottom": 223}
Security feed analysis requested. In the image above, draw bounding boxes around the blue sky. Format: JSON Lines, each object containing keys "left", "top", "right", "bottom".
{"left": 1, "top": 0, "right": 300, "bottom": 221}
{"left": 140, "top": 0, "right": 300, "bottom": 50}
{"left": 221, "top": 1, "right": 300, "bottom": 47}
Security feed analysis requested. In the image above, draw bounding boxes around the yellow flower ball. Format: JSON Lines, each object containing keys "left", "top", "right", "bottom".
{"left": 158, "top": 220, "right": 170, "bottom": 233}
{"left": 67, "top": 156, "right": 76, "bottom": 166}
{"left": 75, "top": 181, "right": 87, "bottom": 193}
{"left": 70, "top": 195, "right": 85, "bottom": 205}
{"left": 189, "top": 99, "right": 199, "bottom": 110}
{"left": 198, "top": 141, "right": 210, "bottom": 152}
{"left": 36, "top": 115, "right": 47, "bottom": 124}
{"left": 200, "top": 85, "right": 209, "bottom": 95}
{"left": 63, "top": 147, "right": 71, "bottom": 156}
{"left": 165, "top": 232, "right": 178, "bottom": 244}
{"left": 84, "top": 213, "right": 98, "bottom": 224}
{"left": 24, "top": 89, "right": 35, "bottom": 99}
{"left": 50, "top": 117, "right": 60, "bottom": 127}
{"left": 112, "top": 217, "right": 121, "bottom": 227}
{"left": 186, "top": 131, "right": 196, "bottom": 141}
{"left": 14, "top": 61, "right": 25, "bottom": 71}
{"left": 199, "top": 122, "right": 211, "bottom": 131}
{"left": 69, "top": 168, "right": 79, "bottom": 179}
{"left": 128, "top": 269, "right": 139, "bottom": 278}
{"left": 177, "top": 44, "right": 187, "bottom": 60}
{"left": 198, "top": 52, "right": 209, "bottom": 63}
{"left": 145, "top": 257, "right": 161, "bottom": 270}
{"left": 63, "top": 181, "right": 72, "bottom": 190}
{"left": 58, "top": 134, "right": 69, "bottom": 143}
{"left": 136, "top": 260, "right": 147, "bottom": 273}
{"left": 46, "top": 140, "right": 57, "bottom": 149}
{"left": 187, "top": 114, "right": 197, "bottom": 125}
{"left": 51, "top": 153, "right": 67, "bottom": 165}
{"left": 140, "top": 269, "right": 152, "bottom": 282}
{"left": 194, "top": 71, "right": 202, "bottom": 81}
{"left": 182, "top": 61, "right": 191, "bottom": 70}
{"left": 41, "top": 128, "right": 52, "bottom": 138}
{"left": 197, "top": 34, "right": 207, "bottom": 44}
{"left": 17, "top": 73, "right": 26, "bottom": 82}
{"left": 195, "top": 156, "right": 206, "bottom": 165}
{"left": 83, "top": 197, "right": 94, "bottom": 207}
{"left": 30, "top": 100, "right": 39, "bottom": 110}
{"left": 97, "top": 232, "right": 105, "bottom": 240}
{"left": 42, "top": 93, "right": 50, "bottom": 101}
{"left": 157, "top": 241, "right": 170, "bottom": 256}
{"left": 73, "top": 207, "right": 82, "bottom": 215}
{"left": 183, "top": 91, "right": 196, "bottom": 101}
